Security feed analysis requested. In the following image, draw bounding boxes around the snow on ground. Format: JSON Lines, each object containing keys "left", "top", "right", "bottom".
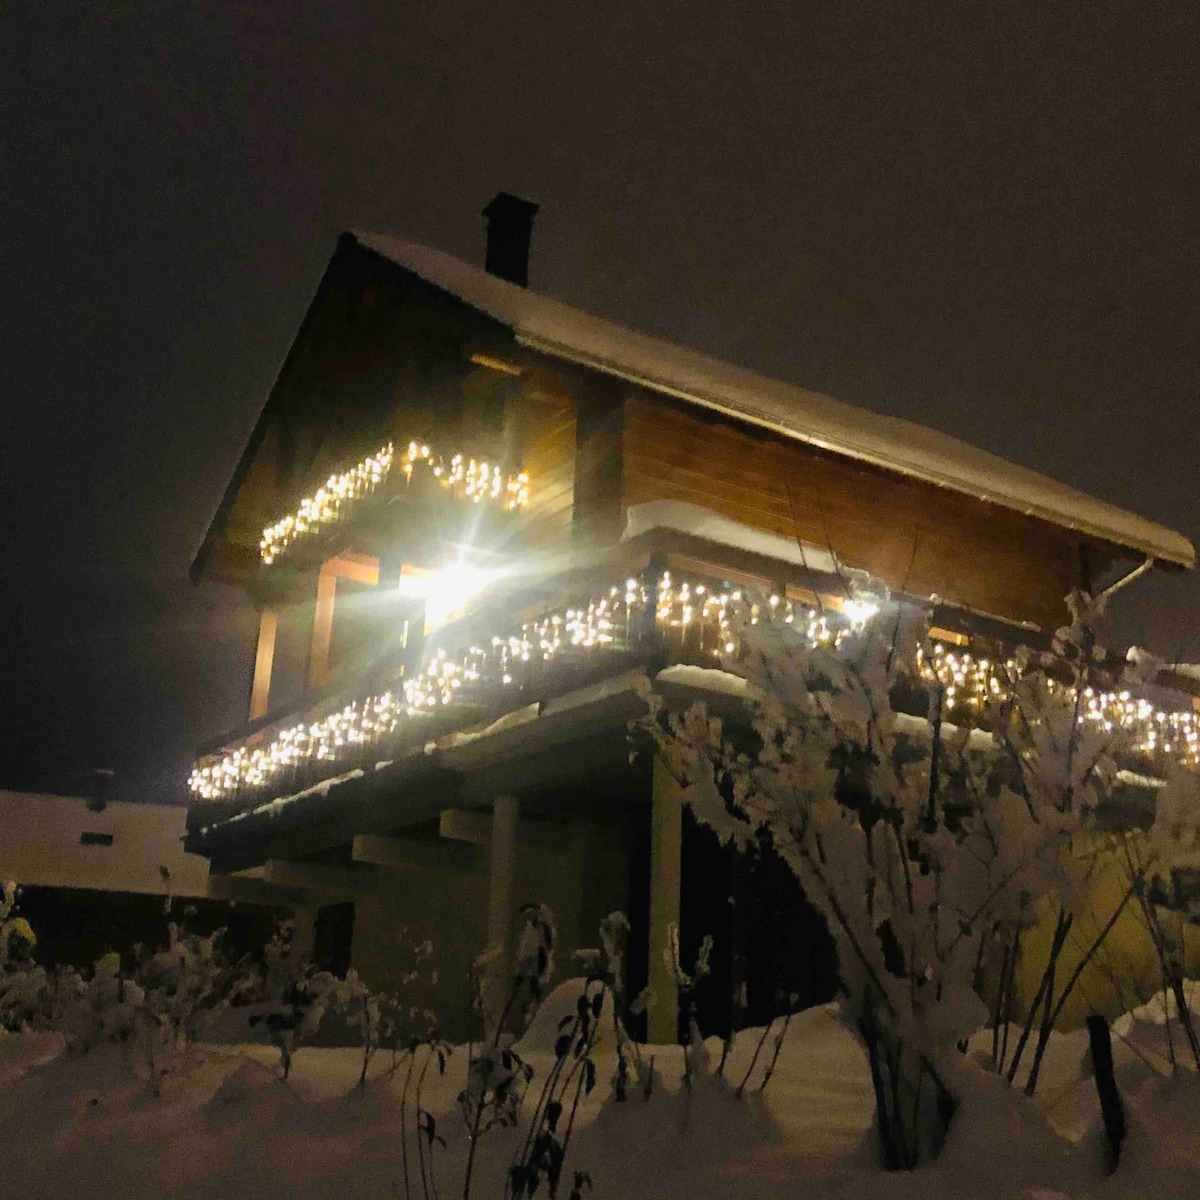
{"left": 2, "top": 983, "right": 1199, "bottom": 1200}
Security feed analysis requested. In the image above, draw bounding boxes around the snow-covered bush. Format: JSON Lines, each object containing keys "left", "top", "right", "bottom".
{"left": 331, "top": 934, "right": 437, "bottom": 1088}
{"left": 0, "top": 881, "right": 48, "bottom": 1031}
{"left": 459, "top": 903, "right": 557, "bottom": 1198}
{"left": 641, "top": 587, "right": 1140, "bottom": 1168}
{"left": 1115, "top": 762, "right": 1200, "bottom": 1071}
{"left": 574, "top": 911, "right": 651, "bottom": 1101}
{"left": 248, "top": 919, "right": 340, "bottom": 1080}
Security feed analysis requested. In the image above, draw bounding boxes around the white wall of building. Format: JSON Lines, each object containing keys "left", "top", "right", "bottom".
{"left": 0, "top": 792, "right": 209, "bottom": 897}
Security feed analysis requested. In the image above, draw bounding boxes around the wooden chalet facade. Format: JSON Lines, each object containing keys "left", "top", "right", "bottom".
{"left": 186, "top": 194, "right": 1197, "bottom": 1037}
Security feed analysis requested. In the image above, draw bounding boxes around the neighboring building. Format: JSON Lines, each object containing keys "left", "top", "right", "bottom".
{"left": 0, "top": 791, "right": 209, "bottom": 897}
{"left": 0, "top": 791, "right": 287, "bottom": 968}
{"left": 183, "top": 195, "right": 1198, "bottom": 1036}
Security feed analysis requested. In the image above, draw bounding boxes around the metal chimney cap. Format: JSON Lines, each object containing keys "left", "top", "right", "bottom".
{"left": 481, "top": 192, "right": 540, "bottom": 223}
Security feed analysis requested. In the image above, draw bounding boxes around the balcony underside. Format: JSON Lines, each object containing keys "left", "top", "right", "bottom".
{"left": 188, "top": 662, "right": 1177, "bottom": 882}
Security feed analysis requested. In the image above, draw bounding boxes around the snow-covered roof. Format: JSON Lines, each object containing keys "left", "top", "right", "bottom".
{"left": 354, "top": 231, "right": 1194, "bottom": 570}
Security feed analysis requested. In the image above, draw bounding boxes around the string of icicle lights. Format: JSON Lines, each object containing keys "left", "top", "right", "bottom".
{"left": 260, "top": 441, "right": 530, "bottom": 565}
{"left": 190, "top": 574, "right": 834, "bottom": 800}
{"left": 918, "top": 643, "right": 1200, "bottom": 763}
{"left": 189, "top": 576, "right": 1200, "bottom": 801}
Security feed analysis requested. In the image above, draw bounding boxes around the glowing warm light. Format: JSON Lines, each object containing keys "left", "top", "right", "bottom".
{"left": 842, "top": 597, "right": 882, "bottom": 627}
{"left": 259, "top": 440, "right": 529, "bottom": 565}
{"left": 918, "top": 642, "right": 1200, "bottom": 765}
{"left": 189, "top": 574, "right": 840, "bottom": 802}
{"left": 190, "top": 579, "right": 1200, "bottom": 804}
{"left": 397, "top": 562, "right": 501, "bottom": 632}
{"left": 261, "top": 443, "right": 395, "bottom": 565}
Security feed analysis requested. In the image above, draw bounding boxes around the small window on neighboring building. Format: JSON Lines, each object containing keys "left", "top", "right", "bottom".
{"left": 80, "top": 831, "right": 114, "bottom": 847}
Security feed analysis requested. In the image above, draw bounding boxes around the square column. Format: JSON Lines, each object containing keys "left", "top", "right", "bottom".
{"left": 647, "top": 755, "right": 683, "bottom": 1044}
{"left": 486, "top": 795, "right": 519, "bottom": 1029}
{"left": 291, "top": 905, "right": 318, "bottom": 963}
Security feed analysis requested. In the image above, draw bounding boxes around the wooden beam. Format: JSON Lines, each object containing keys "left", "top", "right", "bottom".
{"left": 308, "top": 553, "right": 380, "bottom": 694}
{"left": 351, "top": 833, "right": 481, "bottom": 873}
{"left": 439, "top": 808, "right": 579, "bottom": 853}
{"left": 261, "top": 859, "right": 378, "bottom": 897}
{"left": 326, "top": 551, "right": 380, "bottom": 585}
{"left": 469, "top": 351, "right": 523, "bottom": 376}
{"left": 307, "top": 566, "right": 338, "bottom": 691}
{"left": 206, "top": 873, "right": 310, "bottom": 909}
{"left": 248, "top": 607, "right": 278, "bottom": 720}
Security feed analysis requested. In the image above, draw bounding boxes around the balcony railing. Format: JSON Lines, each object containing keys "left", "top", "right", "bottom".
{"left": 189, "top": 543, "right": 1200, "bottom": 828}
{"left": 260, "top": 440, "right": 529, "bottom": 567}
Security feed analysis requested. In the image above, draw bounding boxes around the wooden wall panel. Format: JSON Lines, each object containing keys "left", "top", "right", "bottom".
{"left": 622, "top": 391, "right": 1091, "bottom": 629}
{"left": 509, "top": 387, "right": 576, "bottom": 545}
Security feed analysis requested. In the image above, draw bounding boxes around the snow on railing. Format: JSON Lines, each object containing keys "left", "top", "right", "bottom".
{"left": 920, "top": 642, "right": 1200, "bottom": 765}
{"left": 190, "top": 573, "right": 1200, "bottom": 807}
{"left": 260, "top": 440, "right": 529, "bottom": 565}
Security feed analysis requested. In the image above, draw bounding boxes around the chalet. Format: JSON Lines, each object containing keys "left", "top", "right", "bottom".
{"left": 185, "top": 194, "right": 1198, "bottom": 1037}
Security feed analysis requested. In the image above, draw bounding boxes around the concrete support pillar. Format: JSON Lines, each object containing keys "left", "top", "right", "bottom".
{"left": 291, "top": 905, "right": 319, "bottom": 964}
{"left": 249, "top": 607, "right": 278, "bottom": 720}
{"left": 308, "top": 565, "right": 337, "bottom": 691}
{"left": 486, "top": 795, "right": 519, "bottom": 1021}
{"left": 647, "top": 755, "right": 683, "bottom": 1044}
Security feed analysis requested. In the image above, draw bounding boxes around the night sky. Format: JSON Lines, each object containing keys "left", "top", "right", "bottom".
{"left": 4, "top": 2, "right": 1197, "bottom": 805}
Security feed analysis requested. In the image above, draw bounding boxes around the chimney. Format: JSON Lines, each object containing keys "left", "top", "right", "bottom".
{"left": 482, "top": 192, "right": 539, "bottom": 287}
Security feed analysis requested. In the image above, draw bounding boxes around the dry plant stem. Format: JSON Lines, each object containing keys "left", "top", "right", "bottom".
{"left": 999, "top": 930, "right": 1020, "bottom": 1072}
{"left": 1006, "top": 913, "right": 1071, "bottom": 1086}
{"left": 1025, "top": 918, "right": 1066, "bottom": 1096}
{"left": 509, "top": 983, "right": 602, "bottom": 1200}
{"left": 514, "top": 986, "right": 604, "bottom": 1175}
{"left": 558, "top": 1007, "right": 604, "bottom": 1172}
{"left": 463, "top": 977, "right": 523, "bottom": 1200}
{"left": 860, "top": 1010, "right": 901, "bottom": 1171}
{"left": 358, "top": 1010, "right": 372, "bottom": 1088}
{"left": 759, "top": 1010, "right": 792, "bottom": 1092}
{"left": 737, "top": 1018, "right": 774, "bottom": 1099}
{"left": 510, "top": 1014, "right": 579, "bottom": 1192}
{"left": 1162, "top": 969, "right": 1176, "bottom": 1070}
{"left": 399, "top": 1047, "right": 418, "bottom": 1200}
{"left": 1123, "top": 839, "right": 1200, "bottom": 1071}
{"left": 991, "top": 937, "right": 1012, "bottom": 1068}
{"left": 1169, "top": 972, "right": 1200, "bottom": 1071}
{"left": 416, "top": 1044, "right": 440, "bottom": 1200}
{"left": 1025, "top": 883, "right": 1138, "bottom": 1097}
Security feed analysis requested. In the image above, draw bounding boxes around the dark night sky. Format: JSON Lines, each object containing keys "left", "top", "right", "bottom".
{"left": 3, "top": 2, "right": 1198, "bottom": 804}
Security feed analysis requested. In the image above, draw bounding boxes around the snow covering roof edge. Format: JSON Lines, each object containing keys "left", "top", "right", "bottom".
{"left": 353, "top": 231, "right": 1194, "bottom": 570}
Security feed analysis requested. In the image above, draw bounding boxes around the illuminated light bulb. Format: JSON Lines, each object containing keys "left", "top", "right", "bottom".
{"left": 842, "top": 597, "right": 881, "bottom": 627}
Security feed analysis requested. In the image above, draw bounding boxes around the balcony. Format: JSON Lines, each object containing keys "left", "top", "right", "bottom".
{"left": 188, "top": 522, "right": 1200, "bottom": 839}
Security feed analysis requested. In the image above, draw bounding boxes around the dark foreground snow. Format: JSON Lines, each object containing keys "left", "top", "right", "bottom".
{"left": 2, "top": 989, "right": 1197, "bottom": 1200}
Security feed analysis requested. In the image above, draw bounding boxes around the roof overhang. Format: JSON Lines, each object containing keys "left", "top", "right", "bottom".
{"left": 354, "top": 231, "right": 1194, "bottom": 572}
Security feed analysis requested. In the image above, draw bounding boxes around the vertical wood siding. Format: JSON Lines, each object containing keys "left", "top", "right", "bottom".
{"left": 621, "top": 390, "right": 1094, "bottom": 629}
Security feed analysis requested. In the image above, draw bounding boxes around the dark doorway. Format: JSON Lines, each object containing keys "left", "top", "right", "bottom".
{"left": 313, "top": 901, "right": 356, "bottom": 976}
